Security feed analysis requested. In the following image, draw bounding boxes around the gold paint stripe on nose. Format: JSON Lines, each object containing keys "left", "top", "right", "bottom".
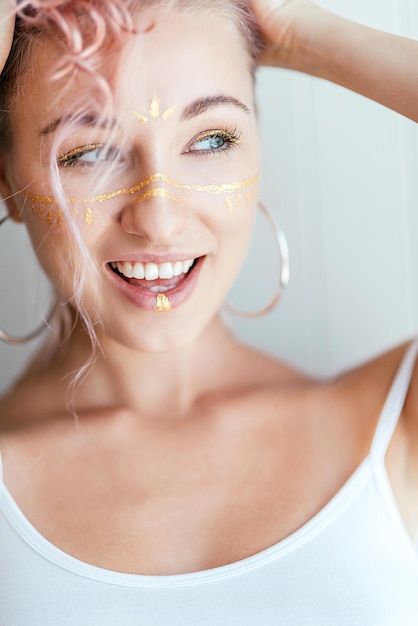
{"left": 26, "top": 173, "right": 260, "bottom": 205}
{"left": 132, "top": 188, "right": 181, "bottom": 204}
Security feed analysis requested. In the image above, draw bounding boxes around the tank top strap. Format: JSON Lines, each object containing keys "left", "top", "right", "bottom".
{"left": 370, "top": 339, "right": 418, "bottom": 460}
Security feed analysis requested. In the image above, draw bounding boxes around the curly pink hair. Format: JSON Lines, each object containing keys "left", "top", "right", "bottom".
{"left": 0, "top": 0, "right": 262, "bottom": 404}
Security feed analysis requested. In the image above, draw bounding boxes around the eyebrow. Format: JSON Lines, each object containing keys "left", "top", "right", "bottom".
{"left": 39, "top": 94, "right": 250, "bottom": 135}
{"left": 181, "top": 95, "right": 250, "bottom": 121}
{"left": 39, "top": 114, "right": 113, "bottom": 136}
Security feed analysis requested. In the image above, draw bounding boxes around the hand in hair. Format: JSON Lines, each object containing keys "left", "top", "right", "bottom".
{"left": 250, "top": 0, "right": 418, "bottom": 123}
{"left": 0, "top": 0, "right": 15, "bottom": 73}
{"left": 248, "top": 0, "right": 323, "bottom": 69}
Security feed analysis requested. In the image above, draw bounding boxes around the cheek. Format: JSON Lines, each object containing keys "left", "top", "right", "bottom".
{"left": 22, "top": 204, "right": 97, "bottom": 295}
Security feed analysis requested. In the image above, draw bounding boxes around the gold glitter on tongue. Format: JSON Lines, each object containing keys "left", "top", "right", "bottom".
{"left": 155, "top": 294, "right": 172, "bottom": 312}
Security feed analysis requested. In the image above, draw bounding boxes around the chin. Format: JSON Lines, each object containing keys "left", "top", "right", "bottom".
{"left": 99, "top": 306, "right": 219, "bottom": 356}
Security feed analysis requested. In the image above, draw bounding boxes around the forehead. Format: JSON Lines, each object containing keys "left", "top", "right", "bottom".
{"left": 8, "top": 8, "right": 255, "bottom": 149}
{"left": 111, "top": 9, "right": 253, "bottom": 111}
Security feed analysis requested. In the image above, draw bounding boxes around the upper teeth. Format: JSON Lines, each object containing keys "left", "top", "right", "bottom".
{"left": 112, "top": 259, "right": 195, "bottom": 280}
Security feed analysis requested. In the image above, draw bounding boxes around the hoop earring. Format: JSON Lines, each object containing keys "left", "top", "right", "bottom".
{"left": 224, "top": 201, "right": 290, "bottom": 319}
{"left": 0, "top": 214, "right": 57, "bottom": 345}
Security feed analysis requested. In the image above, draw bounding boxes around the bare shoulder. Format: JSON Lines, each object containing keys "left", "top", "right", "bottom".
{"left": 226, "top": 339, "right": 417, "bottom": 444}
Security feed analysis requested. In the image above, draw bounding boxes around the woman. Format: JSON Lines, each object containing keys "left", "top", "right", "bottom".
{"left": 0, "top": 0, "right": 417, "bottom": 623}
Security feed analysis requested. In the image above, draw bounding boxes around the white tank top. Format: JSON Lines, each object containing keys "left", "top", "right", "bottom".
{"left": 1, "top": 342, "right": 418, "bottom": 626}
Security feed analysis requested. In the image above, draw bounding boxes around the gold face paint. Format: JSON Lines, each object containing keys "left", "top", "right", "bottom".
{"left": 225, "top": 195, "right": 234, "bottom": 215}
{"left": 31, "top": 200, "right": 63, "bottom": 227}
{"left": 28, "top": 173, "right": 259, "bottom": 205}
{"left": 155, "top": 294, "right": 172, "bottom": 312}
{"left": 149, "top": 94, "right": 160, "bottom": 119}
{"left": 133, "top": 94, "right": 176, "bottom": 125}
{"left": 133, "top": 188, "right": 181, "bottom": 204}
{"left": 27, "top": 173, "right": 259, "bottom": 224}
{"left": 161, "top": 107, "right": 176, "bottom": 121}
{"left": 84, "top": 207, "right": 94, "bottom": 226}
{"left": 133, "top": 112, "right": 148, "bottom": 124}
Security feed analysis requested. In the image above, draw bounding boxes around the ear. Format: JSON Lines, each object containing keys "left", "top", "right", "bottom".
{"left": 0, "top": 156, "right": 23, "bottom": 223}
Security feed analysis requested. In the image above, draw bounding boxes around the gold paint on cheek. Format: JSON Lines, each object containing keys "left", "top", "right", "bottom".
{"left": 225, "top": 195, "right": 234, "bottom": 215}
{"left": 26, "top": 174, "right": 259, "bottom": 223}
{"left": 27, "top": 173, "right": 260, "bottom": 205}
{"left": 29, "top": 201, "right": 64, "bottom": 227}
{"left": 84, "top": 207, "right": 94, "bottom": 226}
{"left": 155, "top": 294, "right": 172, "bottom": 312}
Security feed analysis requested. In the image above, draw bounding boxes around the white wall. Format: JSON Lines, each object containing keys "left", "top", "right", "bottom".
{"left": 230, "top": 0, "right": 418, "bottom": 376}
{"left": 1, "top": 0, "right": 418, "bottom": 393}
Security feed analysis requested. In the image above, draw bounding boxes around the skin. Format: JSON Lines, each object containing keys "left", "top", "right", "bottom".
{"left": 0, "top": 0, "right": 13, "bottom": 74}
{"left": 249, "top": 0, "right": 418, "bottom": 122}
{"left": 0, "top": 2, "right": 417, "bottom": 576}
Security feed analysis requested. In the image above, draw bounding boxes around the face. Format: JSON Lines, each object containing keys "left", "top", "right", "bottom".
{"left": 2, "top": 8, "right": 261, "bottom": 352}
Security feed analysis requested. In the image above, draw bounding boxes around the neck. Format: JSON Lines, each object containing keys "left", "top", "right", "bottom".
{"left": 49, "top": 315, "right": 238, "bottom": 419}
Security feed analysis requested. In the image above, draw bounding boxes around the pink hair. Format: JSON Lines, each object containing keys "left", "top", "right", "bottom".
{"left": 0, "top": 0, "right": 262, "bottom": 408}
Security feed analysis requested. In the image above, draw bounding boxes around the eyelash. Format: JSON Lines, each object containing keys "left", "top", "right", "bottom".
{"left": 57, "top": 143, "right": 119, "bottom": 168}
{"left": 185, "top": 127, "right": 242, "bottom": 156}
{"left": 56, "top": 126, "right": 242, "bottom": 168}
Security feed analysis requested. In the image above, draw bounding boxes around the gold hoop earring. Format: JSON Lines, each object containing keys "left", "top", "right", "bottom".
{"left": 224, "top": 201, "right": 290, "bottom": 319}
{"left": 0, "top": 214, "right": 57, "bottom": 345}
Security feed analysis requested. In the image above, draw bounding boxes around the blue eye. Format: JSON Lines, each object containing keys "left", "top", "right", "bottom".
{"left": 57, "top": 143, "right": 122, "bottom": 168}
{"left": 186, "top": 128, "right": 241, "bottom": 155}
{"left": 193, "top": 135, "right": 227, "bottom": 151}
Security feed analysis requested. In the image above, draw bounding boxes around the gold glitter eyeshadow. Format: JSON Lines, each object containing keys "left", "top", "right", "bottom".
{"left": 191, "top": 129, "right": 241, "bottom": 148}
{"left": 155, "top": 294, "right": 172, "bottom": 312}
{"left": 58, "top": 143, "right": 102, "bottom": 167}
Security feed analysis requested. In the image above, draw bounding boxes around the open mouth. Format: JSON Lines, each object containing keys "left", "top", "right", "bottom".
{"left": 109, "top": 258, "right": 198, "bottom": 291}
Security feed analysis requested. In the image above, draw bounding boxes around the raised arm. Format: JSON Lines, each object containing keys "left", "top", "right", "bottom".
{"left": 250, "top": 0, "right": 418, "bottom": 123}
{"left": 0, "top": 0, "right": 14, "bottom": 73}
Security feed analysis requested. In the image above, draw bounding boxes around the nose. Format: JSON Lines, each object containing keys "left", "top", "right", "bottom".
{"left": 120, "top": 187, "right": 191, "bottom": 245}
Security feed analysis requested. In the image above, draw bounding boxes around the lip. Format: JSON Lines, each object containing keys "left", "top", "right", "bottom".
{"left": 110, "top": 253, "right": 200, "bottom": 265}
{"left": 106, "top": 256, "right": 204, "bottom": 311}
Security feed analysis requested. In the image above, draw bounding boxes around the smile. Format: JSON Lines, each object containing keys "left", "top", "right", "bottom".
{"left": 107, "top": 257, "right": 202, "bottom": 310}
{"left": 111, "top": 259, "right": 195, "bottom": 281}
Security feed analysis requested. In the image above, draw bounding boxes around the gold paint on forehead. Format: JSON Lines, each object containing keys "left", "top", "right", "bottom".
{"left": 155, "top": 294, "right": 172, "bottom": 312}
{"left": 27, "top": 173, "right": 260, "bottom": 206}
{"left": 132, "top": 95, "right": 177, "bottom": 125}
{"left": 149, "top": 94, "right": 160, "bottom": 119}
{"left": 161, "top": 106, "right": 176, "bottom": 121}
{"left": 133, "top": 112, "right": 148, "bottom": 124}
{"left": 84, "top": 207, "right": 94, "bottom": 226}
